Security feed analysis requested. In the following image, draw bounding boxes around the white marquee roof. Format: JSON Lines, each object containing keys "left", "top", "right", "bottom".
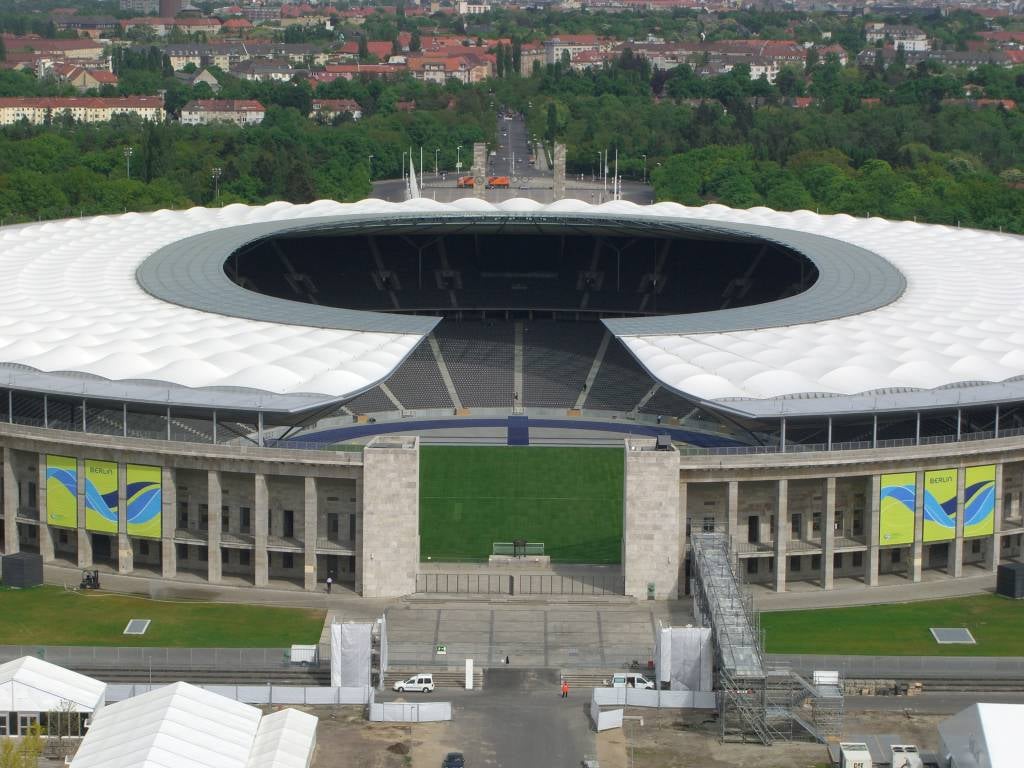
{"left": 939, "top": 702, "right": 1023, "bottom": 768}
{"left": 0, "top": 656, "right": 105, "bottom": 713}
{"left": 2, "top": 197, "right": 1023, "bottom": 417}
{"left": 69, "top": 681, "right": 317, "bottom": 768}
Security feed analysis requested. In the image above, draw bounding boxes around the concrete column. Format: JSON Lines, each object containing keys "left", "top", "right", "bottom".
{"left": 161, "top": 466, "right": 176, "bottom": 578}
{"left": 2, "top": 449, "right": 19, "bottom": 555}
{"left": 987, "top": 463, "right": 1003, "bottom": 572}
{"left": 303, "top": 476, "right": 317, "bottom": 592}
{"left": 774, "top": 479, "right": 788, "bottom": 593}
{"left": 953, "top": 467, "right": 965, "bottom": 578}
{"left": 36, "top": 455, "right": 53, "bottom": 561}
{"left": 726, "top": 481, "right": 739, "bottom": 549}
{"left": 912, "top": 471, "right": 924, "bottom": 582}
{"left": 360, "top": 437, "right": 421, "bottom": 598}
{"left": 679, "top": 480, "right": 688, "bottom": 591}
{"left": 866, "top": 475, "right": 880, "bottom": 586}
{"left": 254, "top": 473, "right": 269, "bottom": 587}
{"left": 76, "top": 457, "right": 91, "bottom": 568}
{"left": 207, "top": 470, "right": 222, "bottom": 584}
{"left": 117, "top": 462, "right": 132, "bottom": 574}
{"left": 622, "top": 439, "right": 681, "bottom": 599}
{"left": 822, "top": 477, "right": 836, "bottom": 590}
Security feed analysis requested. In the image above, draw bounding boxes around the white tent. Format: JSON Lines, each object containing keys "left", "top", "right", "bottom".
{"left": 0, "top": 656, "right": 105, "bottom": 716}
{"left": 69, "top": 682, "right": 317, "bottom": 768}
{"left": 939, "top": 702, "right": 1024, "bottom": 768}
{"left": 248, "top": 708, "right": 318, "bottom": 768}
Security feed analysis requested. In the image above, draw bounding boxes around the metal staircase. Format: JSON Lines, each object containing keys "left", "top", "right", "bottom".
{"left": 690, "top": 533, "right": 844, "bottom": 745}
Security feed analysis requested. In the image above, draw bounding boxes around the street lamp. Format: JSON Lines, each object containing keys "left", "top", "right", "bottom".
{"left": 367, "top": 154, "right": 374, "bottom": 178}
{"left": 434, "top": 147, "right": 440, "bottom": 179}
{"left": 641, "top": 154, "right": 647, "bottom": 184}
{"left": 402, "top": 150, "right": 407, "bottom": 184}
{"left": 123, "top": 146, "right": 134, "bottom": 179}
{"left": 456, "top": 145, "right": 463, "bottom": 174}
{"left": 211, "top": 166, "right": 222, "bottom": 201}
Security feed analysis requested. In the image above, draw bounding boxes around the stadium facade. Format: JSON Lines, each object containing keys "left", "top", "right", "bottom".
{"left": 0, "top": 198, "right": 1022, "bottom": 598}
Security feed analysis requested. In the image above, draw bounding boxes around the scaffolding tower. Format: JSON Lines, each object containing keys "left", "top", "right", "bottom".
{"left": 689, "top": 533, "right": 844, "bottom": 745}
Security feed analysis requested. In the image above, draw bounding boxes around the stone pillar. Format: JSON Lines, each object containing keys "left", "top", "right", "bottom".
{"left": 822, "top": 477, "right": 836, "bottom": 590}
{"left": 359, "top": 437, "right": 420, "bottom": 598}
{"left": 76, "top": 458, "right": 92, "bottom": 568}
{"left": 912, "top": 471, "right": 924, "bottom": 582}
{"left": 161, "top": 467, "right": 176, "bottom": 578}
{"left": 952, "top": 467, "right": 965, "bottom": 578}
{"left": 303, "top": 476, "right": 317, "bottom": 592}
{"left": 117, "top": 462, "right": 132, "bottom": 574}
{"left": 472, "top": 142, "right": 486, "bottom": 199}
{"left": 726, "top": 481, "right": 739, "bottom": 550}
{"left": 866, "top": 475, "right": 880, "bottom": 586}
{"left": 623, "top": 439, "right": 681, "bottom": 599}
{"left": 986, "top": 463, "right": 1003, "bottom": 572}
{"left": 678, "top": 480, "right": 688, "bottom": 591}
{"left": 553, "top": 142, "right": 566, "bottom": 201}
{"left": 37, "top": 454, "right": 54, "bottom": 562}
{"left": 774, "top": 479, "right": 788, "bottom": 593}
{"left": 3, "top": 448, "right": 19, "bottom": 555}
{"left": 207, "top": 470, "right": 222, "bottom": 584}
{"left": 254, "top": 473, "right": 269, "bottom": 587}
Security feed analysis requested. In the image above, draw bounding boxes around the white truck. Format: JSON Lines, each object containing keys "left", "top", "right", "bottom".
{"left": 610, "top": 672, "right": 656, "bottom": 689}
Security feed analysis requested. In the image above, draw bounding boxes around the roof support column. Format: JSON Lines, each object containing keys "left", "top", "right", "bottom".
{"left": 872, "top": 414, "right": 878, "bottom": 449}
{"left": 82, "top": 399, "right": 86, "bottom": 433}
{"left": 994, "top": 405, "right": 1000, "bottom": 439}
{"left": 779, "top": 417, "right": 786, "bottom": 454}
{"left": 212, "top": 410, "right": 218, "bottom": 444}
{"left": 915, "top": 411, "right": 921, "bottom": 445}
{"left": 258, "top": 411, "right": 264, "bottom": 448}
{"left": 826, "top": 417, "right": 832, "bottom": 451}
{"left": 122, "top": 403, "right": 127, "bottom": 438}
{"left": 956, "top": 408, "right": 962, "bottom": 441}
{"left": 43, "top": 395, "right": 48, "bottom": 428}
{"left": 7, "top": 391, "right": 11, "bottom": 424}
{"left": 166, "top": 407, "right": 171, "bottom": 441}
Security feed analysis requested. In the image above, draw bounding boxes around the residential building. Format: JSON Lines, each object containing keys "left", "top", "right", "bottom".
{"left": 230, "top": 58, "right": 305, "bottom": 82}
{"left": 865, "top": 23, "right": 931, "bottom": 52}
{"left": 50, "top": 65, "right": 120, "bottom": 93}
{"left": 310, "top": 99, "right": 363, "bottom": 121}
{"left": 0, "top": 96, "right": 165, "bottom": 125}
{"left": 458, "top": 0, "right": 491, "bottom": 13}
{"left": 119, "top": 0, "right": 160, "bottom": 12}
{"left": 180, "top": 98, "right": 265, "bottom": 126}
{"left": 544, "top": 34, "right": 602, "bottom": 65}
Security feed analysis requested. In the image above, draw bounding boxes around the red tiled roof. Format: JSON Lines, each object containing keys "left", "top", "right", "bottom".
{"left": 182, "top": 99, "right": 264, "bottom": 112}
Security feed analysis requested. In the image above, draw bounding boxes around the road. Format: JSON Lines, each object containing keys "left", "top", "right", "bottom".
{"left": 372, "top": 113, "right": 655, "bottom": 205}
{"left": 378, "top": 668, "right": 594, "bottom": 768}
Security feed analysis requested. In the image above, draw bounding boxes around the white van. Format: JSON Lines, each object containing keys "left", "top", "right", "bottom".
{"left": 611, "top": 672, "right": 655, "bottom": 690}
{"left": 393, "top": 673, "right": 434, "bottom": 693}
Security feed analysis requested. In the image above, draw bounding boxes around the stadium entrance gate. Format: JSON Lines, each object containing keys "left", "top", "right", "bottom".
{"left": 415, "top": 572, "right": 625, "bottom": 596}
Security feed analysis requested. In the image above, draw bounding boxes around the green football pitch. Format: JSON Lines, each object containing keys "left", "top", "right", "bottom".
{"left": 419, "top": 446, "right": 623, "bottom": 563}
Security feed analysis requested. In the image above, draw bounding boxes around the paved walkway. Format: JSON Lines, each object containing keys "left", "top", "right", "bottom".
{"left": 752, "top": 569, "right": 998, "bottom": 612}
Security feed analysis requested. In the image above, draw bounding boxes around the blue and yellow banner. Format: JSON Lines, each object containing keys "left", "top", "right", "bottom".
{"left": 879, "top": 472, "right": 916, "bottom": 546}
{"left": 84, "top": 460, "right": 118, "bottom": 533}
{"left": 126, "top": 464, "right": 161, "bottom": 539}
{"left": 923, "top": 468, "right": 957, "bottom": 542}
{"left": 45, "top": 455, "right": 77, "bottom": 529}
{"left": 964, "top": 465, "right": 996, "bottom": 538}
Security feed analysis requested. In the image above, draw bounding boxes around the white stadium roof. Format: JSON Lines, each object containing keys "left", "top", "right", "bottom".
{"left": 1, "top": 197, "right": 1023, "bottom": 417}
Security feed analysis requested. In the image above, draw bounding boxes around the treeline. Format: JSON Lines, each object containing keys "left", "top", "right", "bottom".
{"left": 0, "top": 96, "right": 491, "bottom": 222}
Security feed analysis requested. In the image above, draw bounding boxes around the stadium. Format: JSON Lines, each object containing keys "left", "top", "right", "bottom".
{"left": 0, "top": 196, "right": 1022, "bottom": 599}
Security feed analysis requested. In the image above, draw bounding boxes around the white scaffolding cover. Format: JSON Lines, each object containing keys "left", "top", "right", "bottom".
{"left": 330, "top": 622, "right": 372, "bottom": 688}
{"left": 248, "top": 708, "right": 318, "bottom": 768}
{"left": 939, "top": 702, "right": 1024, "bottom": 768}
{"left": 659, "top": 627, "right": 713, "bottom": 692}
{"left": 0, "top": 656, "right": 105, "bottom": 714}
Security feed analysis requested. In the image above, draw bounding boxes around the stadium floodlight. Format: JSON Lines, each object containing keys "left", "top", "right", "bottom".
{"left": 123, "top": 146, "right": 134, "bottom": 179}
{"left": 211, "top": 167, "right": 222, "bottom": 201}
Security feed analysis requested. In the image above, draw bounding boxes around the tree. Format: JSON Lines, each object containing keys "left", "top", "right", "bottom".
{"left": 495, "top": 44, "right": 505, "bottom": 78}
{"left": 512, "top": 38, "right": 522, "bottom": 75}
{"left": 410, "top": 28, "right": 421, "bottom": 53}
{"left": 0, "top": 36, "right": 6, "bottom": 63}
{"left": 358, "top": 34, "right": 369, "bottom": 61}
{"left": 546, "top": 101, "right": 558, "bottom": 141}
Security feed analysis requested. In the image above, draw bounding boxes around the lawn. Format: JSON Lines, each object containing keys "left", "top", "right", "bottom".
{"left": 419, "top": 446, "right": 623, "bottom": 563}
{"left": 0, "top": 586, "right": 325, "bottom": 647}
{"left": 761, "top": 594, "right": 1024, "bottom": 656}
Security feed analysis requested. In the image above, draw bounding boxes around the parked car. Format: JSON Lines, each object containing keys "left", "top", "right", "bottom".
{"left": 442, "top": 752, "right": 465, "bottom": 768}
{"left": 611, "top": 672, "right": 655, "bottom": 689}
{"left": 393, "top": 673, "right": 434, "bottom": 692}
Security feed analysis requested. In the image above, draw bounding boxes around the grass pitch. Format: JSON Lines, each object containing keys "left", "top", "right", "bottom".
{"left": 419, "top": 446, "right": 623, "bottom": 563}
{"left": 0, "top": 585, "right": 324, "bottom": 647}
{"left": 762, "top": 594, "right": 1024, "bottom": 656}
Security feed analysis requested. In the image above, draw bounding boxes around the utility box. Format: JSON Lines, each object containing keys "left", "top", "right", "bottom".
{"left": 2, "top": 552, "right": 43, "bottom": 588}
{"left": 996, "top": 563, "right": 1024, "bottom": 599}
{"left": 890, "top": 745, "right": 923, "bottom": 768}
{"left": 838, "top": 742, "right": 872, "bottom": 768}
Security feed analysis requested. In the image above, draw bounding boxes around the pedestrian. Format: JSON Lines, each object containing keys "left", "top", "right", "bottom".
{"left": 325, "top": 575, "right": 333, "bottom": 594}
{"left": 561, "top": 680, "right": 569, "bottom": 699}
{"left": 505, "top": 655, "right": 510, "bottom": 665}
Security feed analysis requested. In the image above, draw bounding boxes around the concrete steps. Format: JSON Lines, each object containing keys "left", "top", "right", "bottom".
{"left": 385, "top": 668, "right": 483, "bottom": 689}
